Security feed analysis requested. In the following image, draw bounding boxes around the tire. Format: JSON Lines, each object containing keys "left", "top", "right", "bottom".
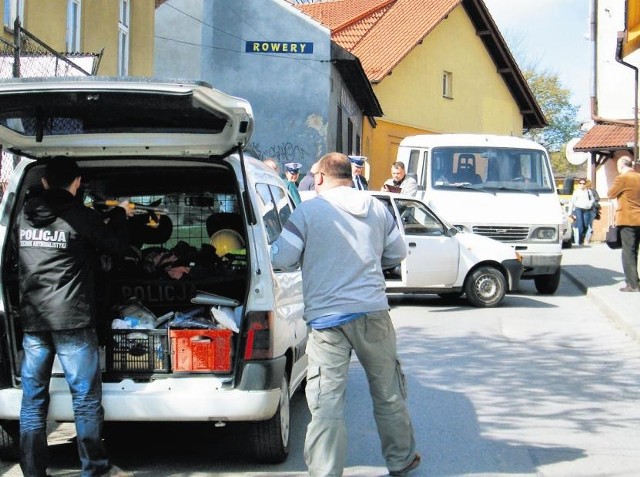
{"left": 464, "top": 266, "right": 506, "bottom": 308}
{"left": 0, "top": 420, "right": 19, "bottom": 462}
{"left": 250, "top": 375, "right": 290, "bottom": 464}
{"left": 534, "top": 268, "right": 561, "bottom": 295}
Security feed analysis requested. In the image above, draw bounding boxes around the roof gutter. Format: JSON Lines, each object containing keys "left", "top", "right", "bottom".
{"left": 615, "top": 30, "right": 639, "bottom": 162}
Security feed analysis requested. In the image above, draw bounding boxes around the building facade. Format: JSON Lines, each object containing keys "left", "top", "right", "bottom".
{"left": 155, "top": 0, "right": 380, "bottom": 174}
{"left": 0, "top": 0, "right": 155, "bottom": 76}
{"left": 297, "top": 0, "right": 545, "bottom": 188}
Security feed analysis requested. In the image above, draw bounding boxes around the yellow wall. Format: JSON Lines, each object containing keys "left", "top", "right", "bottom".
{"left": 625, "top": 0, "right": 640, "bottom": 57}
{"left": 366, "top": 5, "right": 524, "bottom": 189}
{"left": 0, "top": 0, "right": 154, "bottom": 76}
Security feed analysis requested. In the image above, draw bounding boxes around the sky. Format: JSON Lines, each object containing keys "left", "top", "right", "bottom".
{"left": 483, "top": 0, "right": 592, "bottom": 123}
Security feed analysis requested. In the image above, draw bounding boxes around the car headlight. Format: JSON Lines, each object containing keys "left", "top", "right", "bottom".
{"left": 532, "top": 226, "right": 557, "bottom": 241}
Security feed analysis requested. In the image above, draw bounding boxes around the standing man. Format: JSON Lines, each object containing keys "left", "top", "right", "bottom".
{"left": 349, "top": 155, "right": 369, "bottom": 190}
{"left": 18, "top": 157, "right": 134, "bottom": 477}
{"left": 608, "top": 155, "right": 640, "bottom": 292}
{"left": 297, "top": 161, "right": 319, "bottom": 192}
{"left": 283, "top": 162, "right": 302, "bottom": 205}
{"left": 271, "top": 152, "right": 419, "bottom": 477}
{"left": 381, "top": 162, "right": 418, "bottom": 197}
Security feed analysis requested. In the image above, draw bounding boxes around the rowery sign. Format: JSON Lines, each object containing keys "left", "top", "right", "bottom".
{"left": 245, "top": 41, "right": 313, "bottom": 54}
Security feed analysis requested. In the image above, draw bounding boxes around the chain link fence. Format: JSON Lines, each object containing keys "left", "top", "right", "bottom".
{"left": 0, "top": 23, "right": 100, "bottom": 197}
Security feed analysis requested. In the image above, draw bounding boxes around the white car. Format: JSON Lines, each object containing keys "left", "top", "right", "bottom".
{"left": 372, "top": 192, "right": 523, "bottom": 307}
{"left": 0, "top": 77, "right": 306, "bottom": 464}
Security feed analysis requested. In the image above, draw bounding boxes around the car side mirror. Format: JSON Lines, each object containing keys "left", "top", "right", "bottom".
{"left": 447, "top": 226, "right": 459, "bottom": 237}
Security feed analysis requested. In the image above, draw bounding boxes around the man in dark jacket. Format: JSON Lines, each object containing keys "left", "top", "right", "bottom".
{"left": 18, "top": 157, "right": 133, "bottom": 477}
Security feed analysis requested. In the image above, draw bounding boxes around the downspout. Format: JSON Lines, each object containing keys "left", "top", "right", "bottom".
{"left": 616, "top": 30, "right": 639, "bottom": 162}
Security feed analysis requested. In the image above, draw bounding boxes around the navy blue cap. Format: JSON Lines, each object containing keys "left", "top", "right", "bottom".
{"left": 348, "top": 155, "right": 367, "bottom": 167}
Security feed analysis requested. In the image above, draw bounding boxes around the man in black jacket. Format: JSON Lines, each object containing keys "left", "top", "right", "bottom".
{"left": 18, "top": 157, "right": 133, "bottom": 477}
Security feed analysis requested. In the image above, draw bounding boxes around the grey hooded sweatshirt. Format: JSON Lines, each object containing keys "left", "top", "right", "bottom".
{"left": 271, "top": 186, "right": 406, "bottom": 322}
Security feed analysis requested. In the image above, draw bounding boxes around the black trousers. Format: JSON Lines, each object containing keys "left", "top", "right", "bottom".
{"left": 620, "top": 225, "right": 640, "bottom": 288}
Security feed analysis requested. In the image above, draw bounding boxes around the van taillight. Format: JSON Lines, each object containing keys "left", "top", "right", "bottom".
{"left": 243, "top": 311, "right": 273, "bottom": 360}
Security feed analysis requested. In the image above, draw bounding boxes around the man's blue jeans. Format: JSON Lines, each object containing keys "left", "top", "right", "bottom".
{"left": 20, "top": 327, "right": 110, "bottom": 477}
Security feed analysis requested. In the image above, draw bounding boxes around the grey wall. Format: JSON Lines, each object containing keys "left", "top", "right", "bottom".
{"left": 155, "top": 0, "right": 333, "bottom": 173}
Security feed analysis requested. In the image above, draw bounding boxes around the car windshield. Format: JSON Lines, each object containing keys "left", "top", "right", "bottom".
{"left": 430, "top": 146, "right": 554, "bottom": 193}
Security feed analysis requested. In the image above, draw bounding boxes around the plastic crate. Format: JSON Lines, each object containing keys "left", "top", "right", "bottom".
{"left": 170, "top": 329, "right": 233, "bottom": 372}
{"left": 106, "top": 330, "right": 170, "bottom": 374}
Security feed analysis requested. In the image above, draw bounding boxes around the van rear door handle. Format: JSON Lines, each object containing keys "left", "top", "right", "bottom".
{"left": 408, "top": 242, "right": 417, "bottom": 247}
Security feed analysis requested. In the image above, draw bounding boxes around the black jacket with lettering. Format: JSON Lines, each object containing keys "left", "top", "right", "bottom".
{"left": 19, "top": 189, "right": 130, "bottom": 332}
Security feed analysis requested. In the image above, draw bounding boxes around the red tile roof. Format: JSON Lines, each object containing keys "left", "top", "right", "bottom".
{"left": 296, "top": 0, "right": 545, "bottom": 129}
{"left": 574, "top": 123, "right": 635, "bottom": 151}
{"left": 298, "top": 0, "right": 460, "bottom": 83}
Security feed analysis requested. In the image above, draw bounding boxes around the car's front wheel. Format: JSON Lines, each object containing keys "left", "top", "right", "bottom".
{"left": 250, "top": 375, "right": 290, "bottom": 463}
{"left": 464, "top": 266, "right": 506, "bottom": 307}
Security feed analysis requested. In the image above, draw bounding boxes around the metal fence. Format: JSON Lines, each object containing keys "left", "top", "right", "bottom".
{"left": 0, "top": 20, "right": 100, "bottom": 196}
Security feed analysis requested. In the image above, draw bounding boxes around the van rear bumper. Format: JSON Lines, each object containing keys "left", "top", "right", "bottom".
{"left": 0, "top": 376, "right": 282, "bottom": 422}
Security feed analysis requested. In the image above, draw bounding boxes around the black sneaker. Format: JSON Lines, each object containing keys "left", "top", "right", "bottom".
{"left": 389, "top": 453, "right": 421, "bottom": 476}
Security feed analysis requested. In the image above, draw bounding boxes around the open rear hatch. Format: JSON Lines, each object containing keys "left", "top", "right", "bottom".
{"left": 0, "top": 78, "right": 256, "bottom": 384}
{"left": 0, "top": 76, "right": 253, "bottom": 158}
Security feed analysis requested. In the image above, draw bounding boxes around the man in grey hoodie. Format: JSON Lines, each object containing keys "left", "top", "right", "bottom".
{"left": 271, "top": 152, "right": 419, "bottom": 477}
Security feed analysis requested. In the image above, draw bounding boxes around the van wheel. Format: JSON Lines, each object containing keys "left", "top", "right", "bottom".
{"left": 0, "top": 420, "right": 19, "bottom": 461}
{"left": 465, "top": 266, "right": 506, "bottom": 307}
{"left": 534, "top": 268, "right": 561, "bottom": 295}
{"left": 251, "top": 375, "right": 290, "bottom": 463}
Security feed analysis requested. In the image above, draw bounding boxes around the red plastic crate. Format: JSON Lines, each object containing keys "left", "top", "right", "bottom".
{"left": 169, "top": 329, "right": 233, "bottom": 372}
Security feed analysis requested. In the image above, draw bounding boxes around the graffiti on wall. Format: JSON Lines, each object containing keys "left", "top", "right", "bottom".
{"left": 250, "top": 141, "right": 310, "bottom": 164}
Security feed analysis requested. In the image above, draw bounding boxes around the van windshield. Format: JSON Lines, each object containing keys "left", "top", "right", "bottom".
{"left": 430, "top": 146, "right": 554, "bottom": 193}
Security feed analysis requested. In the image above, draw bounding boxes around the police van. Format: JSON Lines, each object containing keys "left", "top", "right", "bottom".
{"left": 0, "top": 77, "right": 306, "bottom": 463}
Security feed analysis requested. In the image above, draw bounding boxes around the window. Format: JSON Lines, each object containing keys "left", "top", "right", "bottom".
{"left": 118, "top": 0, "right": 130, "bottom": 76}
{"left": 335, "top": 105, "right": 343, "bottom": 152}
{"left": 347, "top": 118, "right": 353, "bottom": 154}
{"left": 66, "top": 0, "right": 81, "bottom": 52}
{"left": 442, "top": 71, "right": 453, "bottom": 99}
{"left": 396, "top": 199, "right": 444, "bottom": 236}
{"left": 3, "top": 0, "right": 23, "bottom": 30}
{"left": 255, "top": 183, "right": 292, "bottom": 244}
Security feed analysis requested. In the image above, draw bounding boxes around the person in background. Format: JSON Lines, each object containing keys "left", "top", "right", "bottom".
{"left": 382, "top": 162, "right": 418, "bottom": 197}
{"left": 18, "top": 157, "right": 134, "bottom": 477}
{"left": 608, "top": 155, "right": 640, "bottom": 292}
{"left": 284, "top": 162, "right": 302, "bottom": 205}
{"left": 585, "top": 179, "right": 601, "bottom": 243}
{"left": 349, "top": 155, "right": 369, "bottom": 190}
{"left": 298, "top": 161, "right": 319, "bottom": 192}
{"left": 570, "top": 178, "right": 597, "bottom": 246}
{"left": 263, "top": 157, "right": 279, "bottom": 172}
{"left": 270, "top": 152, "right": 419, "bottom": 477}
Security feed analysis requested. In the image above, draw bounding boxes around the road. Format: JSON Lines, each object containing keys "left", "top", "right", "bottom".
{"left": 3, "top": 277, "right": 640, "bottom": 476}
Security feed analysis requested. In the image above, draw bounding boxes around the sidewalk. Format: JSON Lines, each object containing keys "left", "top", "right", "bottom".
{"left": 561, "top": 242, "right": 640, "bottom": 342}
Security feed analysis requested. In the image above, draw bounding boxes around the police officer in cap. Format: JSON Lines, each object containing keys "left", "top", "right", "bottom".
{"left": 349, "top": 156, "right": 369, "bottom": 190}
{"left": 284, "top": 162, "right": 302, "bottom": 205}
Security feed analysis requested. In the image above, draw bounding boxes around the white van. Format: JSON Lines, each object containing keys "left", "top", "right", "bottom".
{"left": 397, "top": 134, "right": 563, "bottom": 294}
{"left": 0, "top": 78, "right": 306, "bottom": 464}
